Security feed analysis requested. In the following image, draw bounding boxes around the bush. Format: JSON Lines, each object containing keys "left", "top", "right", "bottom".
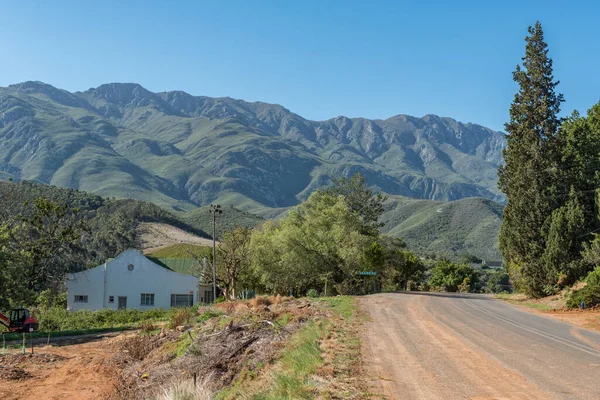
{"left": 428, "top": 259, "right": 481, "bottom": 292}
{"left": 306, "top": 289, "right": 319, "bottom": 298}
{"left": 37, "top": 307, "right": 170, "bottom": 331}
{"left": 36, "top": 290, "right": 68, "bottom": 310}
{"left": 567, "top": 267, "right": 600, "bottom": 308}
{"left": 168, "top": 308, "right": 194, "bottom": 329}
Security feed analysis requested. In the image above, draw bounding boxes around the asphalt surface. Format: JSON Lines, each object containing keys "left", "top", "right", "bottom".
{"left": 359, "top": 292, "right": 600, "bottom": 400}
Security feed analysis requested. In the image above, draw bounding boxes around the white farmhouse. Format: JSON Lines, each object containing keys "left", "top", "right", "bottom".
{"left": 66, "top": 249, "right": 213, "bottom": 311}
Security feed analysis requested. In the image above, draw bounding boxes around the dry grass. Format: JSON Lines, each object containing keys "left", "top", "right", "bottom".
{"left": 157, "top": 379, "right": 213, "bottom": 400}
{"left": 119, "top": 335, "right": 162, "bottom": 361}
{"left": 169, "top": 309, "right": 195, "bottom": 329}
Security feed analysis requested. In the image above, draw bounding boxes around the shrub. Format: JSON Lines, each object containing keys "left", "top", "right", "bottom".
{"left": 306, "top": 289, "right": 319, "bottom": 298}
{"left": 567, "top": 267, "right": 600, "bottom": 308}
{"left": 429, "top": 259, "right": 481, "bottom": 292}
{"left": 140, "top": 321, "right": 156, "bottom": 335}
{"left": 169, "top": 308, "right": 194, "bottom": 329}
{"left": 120, "top": 335, "right": 159, "bottom": 360}
{"left": 37, "top": 307, "right": 170, "bottom": 332}
{"left": 197, "top": 308, "right": 223, "bottom": 324}
{"left": 36, "top": 289, "right": 68, "bottom": 310}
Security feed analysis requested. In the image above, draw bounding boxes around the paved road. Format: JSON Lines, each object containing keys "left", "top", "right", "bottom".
{"left": 359, "top": 292, "right": 600, "bottom": 400}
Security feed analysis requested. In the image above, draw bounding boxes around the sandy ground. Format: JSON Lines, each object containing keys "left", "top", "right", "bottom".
{"left": 527, "top": 308, "right": 600, "bottom": 333}
{"left": 0, "top": 335, "right": 123, "bottom": 400}
{"left": 359, "top": 292, "right": 600, "bottom": 400}
{"left": 498, "top": 295, "right": 600, "bottom": 333}
{"left": 137, "top": 222, "right": 216, "bottom": 253}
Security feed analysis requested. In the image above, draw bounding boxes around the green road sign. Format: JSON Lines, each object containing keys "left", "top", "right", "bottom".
{"left": 358, "top": 271, "right": 377, "bottom": 276}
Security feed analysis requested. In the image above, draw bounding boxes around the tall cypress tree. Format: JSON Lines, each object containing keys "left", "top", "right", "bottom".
{"left": 498, "top": 22, "right": 564, "bottom": 296}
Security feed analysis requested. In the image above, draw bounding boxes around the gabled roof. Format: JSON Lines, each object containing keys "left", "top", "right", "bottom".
{"left": 145, "top": 256, "right": 208, "bottom": 284}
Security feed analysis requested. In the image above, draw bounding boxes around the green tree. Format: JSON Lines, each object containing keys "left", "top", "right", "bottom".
{"left": 429, "top": 259, "right": 481, "bottom": 293}
{"left": 7, "top": 197, "right": 88, "bottom": 306}
{"left": 377, "top": 236, "right": 424, "bottom": 291}
{"left": 324, "top": 172, "right": 387, "bottom": 236}
{"left": 250, "top": 191, "right": 371, "bottom": 295}
{"left": 498, "top": 22, "right": 564, "bottom": 296}
{"left": 483, "top": 270, "right": 511, "bottom": 294}
{"left": 539, "top": 191, "right": 587, "bottom": 292}
{"left": 217, "top": 227, "right": 252, "bottom": 300}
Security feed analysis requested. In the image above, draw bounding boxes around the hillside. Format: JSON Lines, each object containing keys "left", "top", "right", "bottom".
{"left": 180, "top": 205, "right": 265, "bottom": 239}
{"left": 381, "top": 195, "right": 503, "bottom": 259}
{"left": 0, "top": 81, "right": 505, "bottom": 214}
{"left": 0, "top": 180, "right": 209, "bottom": 263}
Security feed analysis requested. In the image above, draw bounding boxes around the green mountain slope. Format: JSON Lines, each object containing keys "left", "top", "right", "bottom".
{"left": 380, "top": 195, "right": 503, "bottom": 259}
{"left": 180, "top": 205, "right": 265, "bottom": 239}
{"left": 0, "top": 81, "right": 506, "bottom": 214}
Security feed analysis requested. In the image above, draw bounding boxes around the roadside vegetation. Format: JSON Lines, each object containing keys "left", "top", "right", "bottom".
{"left": 497, "top": 22, "right": 600, "bottom": 307}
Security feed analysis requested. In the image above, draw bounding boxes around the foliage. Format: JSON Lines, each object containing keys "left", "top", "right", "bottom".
{"left": 324, "top": 172, "right": 387, "bottom": 236}
{"left": 429, "top": 259, "right": 481, "bottom": 292}
{"left": 1, "top": 197, "right": 89, "bottom": 306}
{"left": 481, "top": 270, "right": 511, "bottom": 293}
{"left": 381, "top": 195, "right": 503, "bottom": 261}
{"left": 217, "top": 227, "right": 252, "bottom": 300}
{"left": 36, "top": 289, "right": 68, "bottom": 310}
{"left": 378, "top": 236, "right": 425, "bottom": 292}
{"left": 168, "top": 308, "right": 195, "bottom": 329}
{"left": 540, "top": 191, "right": 587, "bottom": 290}
{"left": 250, "top": 177, "right": 425, "bottom": 296}
{"left": 0, "top": 180, "right": 205, "bottom": 307}
{"left": 567, "top": 267, "right": 600, "bottom": 308}
{"left": 35, "top": 307, "right": 173, "bottom": 331}
{"left": 498, "top": 22, "right": 564, "bottom": 296}
{"left": 306, "top": 289, "right": 319, "bottom": 298}
{"left": 250, "top": 190, "right": 371, "bottom": 295}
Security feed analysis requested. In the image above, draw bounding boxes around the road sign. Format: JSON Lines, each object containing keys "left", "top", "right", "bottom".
{"left": 358, "top": 271, "right": 377, "bottom": 276}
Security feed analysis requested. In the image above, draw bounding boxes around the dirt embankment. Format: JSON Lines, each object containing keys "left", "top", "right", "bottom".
{"left": 137, "top": 222, "right": 215, "bottom": 253}
{"left": 498, "top": 293, "right": 600, "bottom": 332}
{"left": 0, "top": 297, "right": 365, "bottom": 399}
{"left": 0, "top": 297, "right": 323, "bottom": 400}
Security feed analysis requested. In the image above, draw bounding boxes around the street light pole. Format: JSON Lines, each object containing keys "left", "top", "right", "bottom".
{"left": 209, "top": 204, "right": 222, "bottom": 303}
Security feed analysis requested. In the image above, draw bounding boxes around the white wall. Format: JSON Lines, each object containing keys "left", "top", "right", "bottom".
{"left": 66, "top": 249, "right": 199, "bottom": 311}
{"left": 66, "top": 265, "right": 105, "bottom": 310}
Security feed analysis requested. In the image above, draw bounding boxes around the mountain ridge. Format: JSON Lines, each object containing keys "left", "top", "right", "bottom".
{"left": 0, "top": 81, "right": 506, "bottom": 214}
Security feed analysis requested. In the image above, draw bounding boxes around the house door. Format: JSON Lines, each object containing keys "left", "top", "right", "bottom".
{"left": 118, "top": 296, "right": 127, "bottom": 310}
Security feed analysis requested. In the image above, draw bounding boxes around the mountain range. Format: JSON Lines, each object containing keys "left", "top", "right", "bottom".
{"left": 0, "top": 81, "right": 506, "bottom": 215}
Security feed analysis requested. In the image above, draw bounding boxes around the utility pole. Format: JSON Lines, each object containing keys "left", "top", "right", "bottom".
{"left": 209, "top": 204, "right": 222, "bottom": 303}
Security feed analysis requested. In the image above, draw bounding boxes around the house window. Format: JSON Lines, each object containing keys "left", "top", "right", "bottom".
{"left": 74, "top": 295, "right": 88, "bottom": 303}
{"left": 109, "top": 296, "right": 114, "bottom": 303}
{"left": 140, "top": 293, "right": 155, "bottom": 306}
{"left": 170, "top": 294, "right": 193, "bottom": 308}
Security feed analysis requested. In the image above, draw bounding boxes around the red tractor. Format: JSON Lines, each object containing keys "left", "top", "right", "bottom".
{"left": 0, "top": 308, "right": 39, "bottom": 333}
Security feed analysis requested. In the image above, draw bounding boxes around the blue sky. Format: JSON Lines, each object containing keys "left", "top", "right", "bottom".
{"left": 0, "top": 0, "right": 598, "bottom": 131}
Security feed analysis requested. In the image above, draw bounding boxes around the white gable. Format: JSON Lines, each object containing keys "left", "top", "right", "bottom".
{"left": 66, "top": 249, "right": 206, "bottom": 310}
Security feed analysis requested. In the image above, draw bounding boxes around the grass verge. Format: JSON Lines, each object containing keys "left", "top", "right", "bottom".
{"left": 216, "top": 296, "right": 367, "bottom": 399}
{"left": 495, "top": 293, "right": 553, "bottom": 311}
